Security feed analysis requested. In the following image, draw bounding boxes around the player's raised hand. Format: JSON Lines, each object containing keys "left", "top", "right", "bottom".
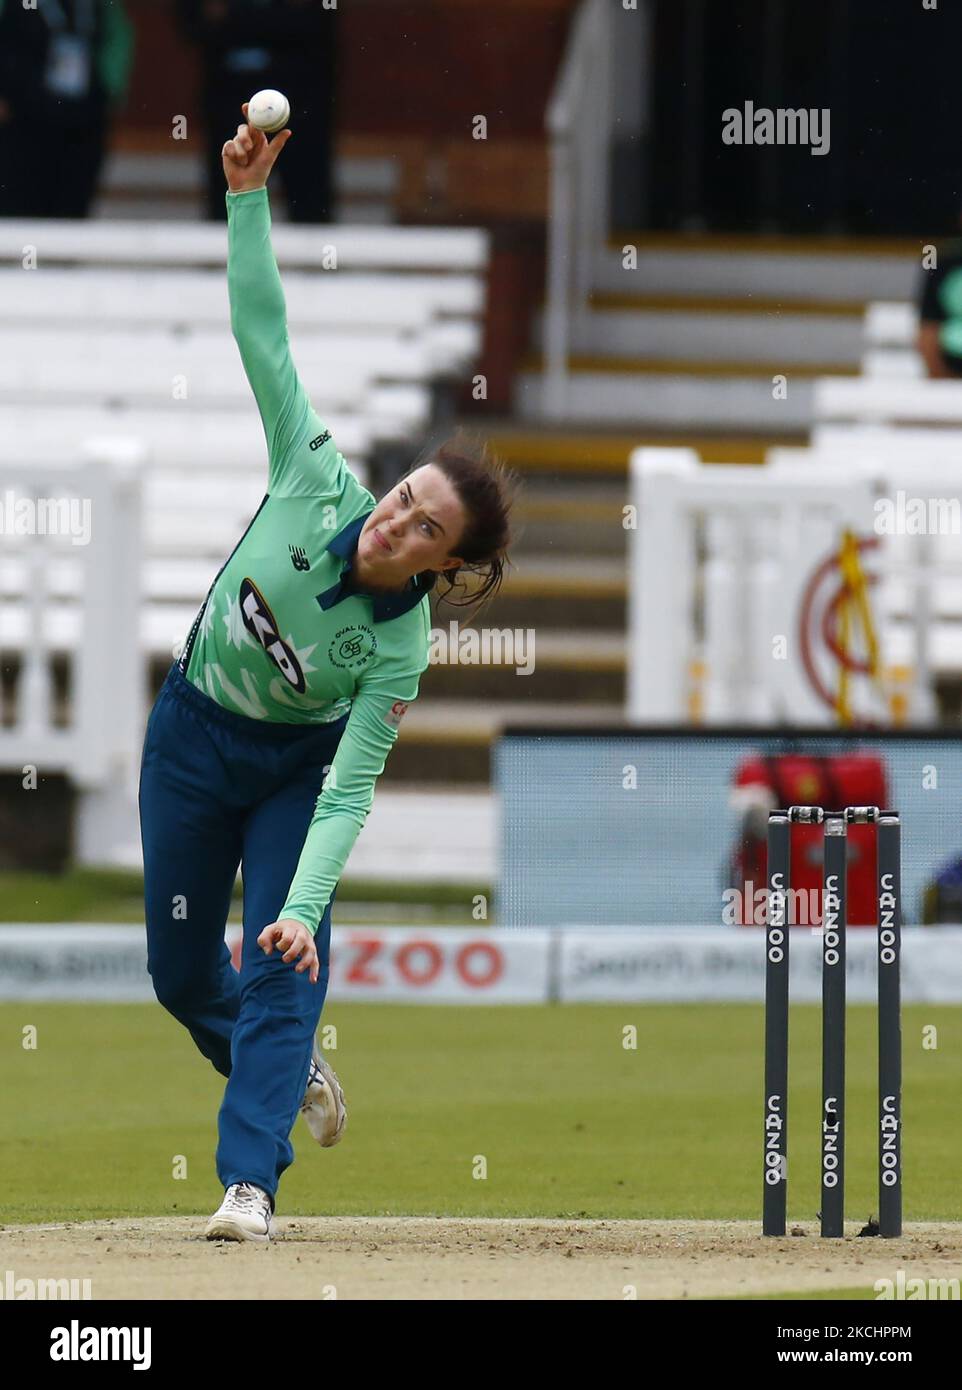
{"left": 258, "top": 919, "right": 319, "bottom": 984}
{"left": 222, "top": 102, "right": 291, "bottom": 194}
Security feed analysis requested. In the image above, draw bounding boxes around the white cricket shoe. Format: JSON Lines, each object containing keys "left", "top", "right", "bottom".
{"left": 300, "top": 1041, "right": 347, "bottom": 1147}
{"left": 205, "top": 1182, "right": 274, "bottom": 1244}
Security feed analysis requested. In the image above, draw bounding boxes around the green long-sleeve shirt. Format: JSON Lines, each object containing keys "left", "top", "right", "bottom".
{"left": 181, "top": 186, "right": 432, "bottom": 935}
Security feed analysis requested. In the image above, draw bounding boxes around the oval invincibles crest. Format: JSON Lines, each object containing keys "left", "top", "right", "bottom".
{"left": 329, "top": 624, "right": 377, "bottom": 671}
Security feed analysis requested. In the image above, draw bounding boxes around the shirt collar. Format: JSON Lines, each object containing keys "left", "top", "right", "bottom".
{"left": 316, "top": 510, "right": 436, "bottom": 622}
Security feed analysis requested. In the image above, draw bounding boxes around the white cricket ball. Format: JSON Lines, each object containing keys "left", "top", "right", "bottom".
{"left": 247, "top": 89, "right": 291, "bottom": 134}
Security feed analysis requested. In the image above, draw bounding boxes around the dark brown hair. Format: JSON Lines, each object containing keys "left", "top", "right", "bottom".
{"left": 400, "top": 429, "right": 521, "bottom": 622}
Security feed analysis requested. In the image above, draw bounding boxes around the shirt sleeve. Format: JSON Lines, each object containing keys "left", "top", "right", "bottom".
{"left": 226, "top": 185, "right": 361, "bottom": 502}
{"left": 277, "top": 662, "right": 425, "bottom": 934}
{"left": 98, "top": 0, "right": 136, "bottom": 107}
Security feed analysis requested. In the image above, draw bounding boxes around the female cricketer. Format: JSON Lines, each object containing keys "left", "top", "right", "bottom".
{"left": 138, "top": 106, "right": 516, "bottom": 1243}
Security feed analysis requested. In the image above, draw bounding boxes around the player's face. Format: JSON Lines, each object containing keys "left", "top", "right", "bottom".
{"left": 357, "top": 464, "right": 467, "bottom": 586}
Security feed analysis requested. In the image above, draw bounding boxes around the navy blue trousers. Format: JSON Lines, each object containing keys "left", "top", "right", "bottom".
{"left": 138, "top": 663, "right": 348, "bottom": 1200}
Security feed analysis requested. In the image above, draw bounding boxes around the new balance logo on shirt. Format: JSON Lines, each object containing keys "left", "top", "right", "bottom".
{"left": 289, "top": 544, "right": 310, "bottom": 571}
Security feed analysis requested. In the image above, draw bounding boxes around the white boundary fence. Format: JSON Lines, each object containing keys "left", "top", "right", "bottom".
{"left": 0, "top": 441, "right": 145, "bottom": 862}
{"left": 3, "top": 924, "right": 961, "bottom": 1004}
{"left": 628, "top": 447, "right": 948, "bottom": 726}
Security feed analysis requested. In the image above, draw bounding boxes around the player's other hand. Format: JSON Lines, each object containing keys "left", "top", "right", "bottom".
{"left": 258, "top": 919, "right": 319, "bottom": 984}
{"left": 222, "top": 102, "right": 291, "bottom": 194}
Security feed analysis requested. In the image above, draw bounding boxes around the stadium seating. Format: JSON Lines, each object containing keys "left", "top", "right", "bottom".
{"left": 0, "top": 267, "right": 483, "bottom": 371}
{"left": 0, "top": 219, "right": 488, "bottom": 272}
{"left": 862, "top": 300, "right": 922, "bottom": 377}
{"left": 0, "top": 214, "right": 491, "bottom": 869}
{"left": 523, "top": 238, "right": 915, "bottom": 431}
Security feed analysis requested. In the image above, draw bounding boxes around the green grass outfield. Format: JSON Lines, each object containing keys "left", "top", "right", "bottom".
{"left": 731, "top": 1287, "right": 877, "bottom": 1300}
{"left": 2, "top": 1002, "right": 959, "bottom": 1224}
{"left": 0, "top": 869, "right": 486, "bottom": 926}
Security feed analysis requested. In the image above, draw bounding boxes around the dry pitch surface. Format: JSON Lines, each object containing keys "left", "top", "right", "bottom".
{"left": 2, "top": 1219, "right": 960, "bottom": 1300}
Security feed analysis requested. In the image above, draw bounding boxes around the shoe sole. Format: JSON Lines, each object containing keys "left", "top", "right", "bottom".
{"left": 205, "top": 1217, "right": 273, "bottom": 1244}
{"left": 303, "top": 1046, "right": 347, "bottom": 1148}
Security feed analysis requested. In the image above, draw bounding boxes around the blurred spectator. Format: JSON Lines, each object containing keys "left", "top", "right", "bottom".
{"left": 0, "top": 0, "right": 133, "bottom": 218}
{"left": 175, "top": 0, "right": 338, "bottom": 224}
{"left": 918, "top": 230, "right": 962, "bottom": 378}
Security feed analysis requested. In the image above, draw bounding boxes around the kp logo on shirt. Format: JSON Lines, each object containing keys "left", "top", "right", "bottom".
{"left": 239, "top": 578, "right": 306, "bottom": 693}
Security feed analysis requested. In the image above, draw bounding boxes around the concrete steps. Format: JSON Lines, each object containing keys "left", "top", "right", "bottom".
{"left": 491, "top": 556, "right": 627, "bottom": 629}
{"left": 93, "top": 149, "right": 399, "bottom": 224}
{"left": 487, "top": 426, "right": 801, "bottom": 473}
{"left": 519, "top": 234, "right": 917, "bottom": 430}
{"left": 516, "top": 366, "right": 818, "bottom": 431}
{"left": 595, "top": 234, "right": 918, "bottom": 301}
{"left": 381, "top": 699, "right": 626, "bottom": 783}
{"left": 556, "top": 293, "right": 865, "bottom": 367}
{"left": 421, "top": 628, "right": 624, "bottom": 703}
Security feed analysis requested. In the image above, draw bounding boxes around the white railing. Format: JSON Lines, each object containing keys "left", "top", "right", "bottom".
{"left": 864, "top": 302, "right": 918, "bottom": 350}
{"left": 861, "top": 303, "right": 921, "bottom": 379}
{"left": 628, "top": 448, "right": 945, "bottom": 727}
{"left": 815, "top": 377, "right": 962, "bottom": 428}
{"left": 0, "top": 440, "right": 145, "bottom": 863}
{"left": 543, "top": 0, "right": 615, "bottom": 418}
